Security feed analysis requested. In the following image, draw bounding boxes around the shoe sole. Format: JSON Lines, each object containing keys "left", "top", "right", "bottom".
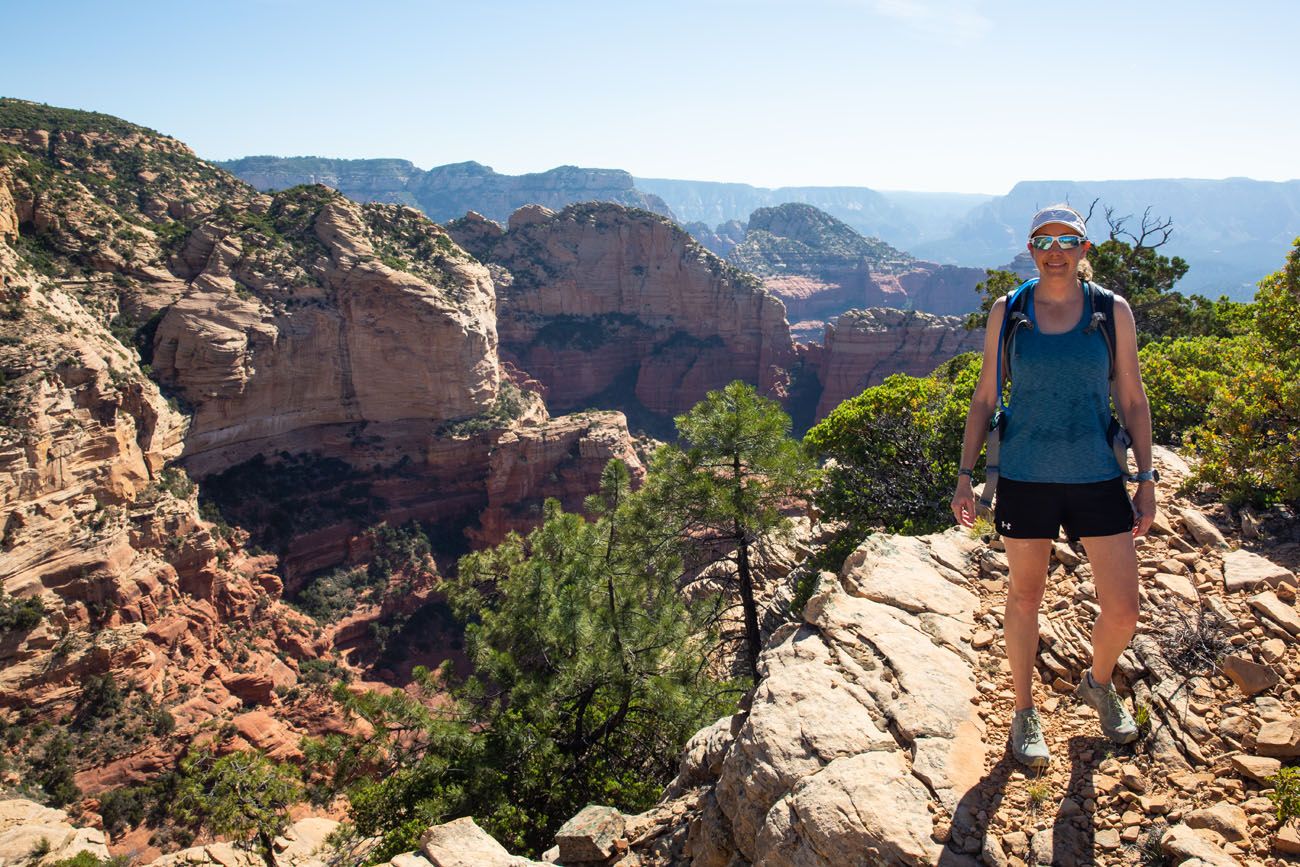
{"left": 1074, "top": 685, "right": 1139, "bottom": 745}
{"left": 1016, "top": 753, "right": 1050, "bottom": 770}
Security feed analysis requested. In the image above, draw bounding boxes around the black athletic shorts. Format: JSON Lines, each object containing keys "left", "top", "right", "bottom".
{"left": 994, "top": 476, "right": 1134, "bottom": 540}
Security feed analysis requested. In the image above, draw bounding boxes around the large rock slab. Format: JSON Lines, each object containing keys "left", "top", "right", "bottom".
{"left": 708, "top": 529, "right": 984, "bottom": 865}
{"left": 0, "top": 799, "right": 109, "bottom": 867}
{"left": 418, "top": 817, "right": 547, "bottom": 867}
{"left": 1223, "top": 548, "right": 1297, "bottom": 593}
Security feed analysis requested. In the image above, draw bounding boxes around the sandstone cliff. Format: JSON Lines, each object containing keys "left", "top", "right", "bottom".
{"left": 0, "top": 99, "right": 645, "bottom": 824}
{"left": 723, "top": 203, "right": 988, "bottom": 339}
{"left": 448, "top": 204, "right": 796, "bottom": 425}
{"left": 219, "top": 157, "right": 675, "bottom": 225}
{"left": 812, "top": 308, "right": 985, "bottom": 420}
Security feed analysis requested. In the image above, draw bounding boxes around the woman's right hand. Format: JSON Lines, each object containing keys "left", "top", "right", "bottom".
{"left": 951, "top": 479, "right": 977, "bottom": 528}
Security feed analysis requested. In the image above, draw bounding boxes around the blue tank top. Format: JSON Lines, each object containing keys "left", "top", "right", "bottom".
{"left": 999, "top": 287, "right": 1120, "bottom": 483}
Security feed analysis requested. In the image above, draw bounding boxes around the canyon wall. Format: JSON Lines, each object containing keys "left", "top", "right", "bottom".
{"left": 812, "top": 308, "right": 985, "bottom": 420}
{"left": 448, "top": 204, "right": 797, "bottom": 423}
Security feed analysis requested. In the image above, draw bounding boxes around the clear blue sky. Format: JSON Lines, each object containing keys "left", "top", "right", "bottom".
{"left": 5, "top": 0, "right": 1296, "bottom": 193}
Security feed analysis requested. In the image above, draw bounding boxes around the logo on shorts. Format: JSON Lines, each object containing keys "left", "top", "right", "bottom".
{"left": 1000, "top": 521, "right": 1012, "bottom": 531}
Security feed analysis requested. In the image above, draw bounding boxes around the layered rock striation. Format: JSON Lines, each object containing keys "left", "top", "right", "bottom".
{"left": 812, "top": 308, "right": 985, "bottom": 420}
{"left": 0, "top": 99, "right": 645, "bottom": 813}
{"left": 448, "top": 204, "right": 796, "bottom": 423}
{"left": 719, "top": 203, "right": 987, "bottom": 339}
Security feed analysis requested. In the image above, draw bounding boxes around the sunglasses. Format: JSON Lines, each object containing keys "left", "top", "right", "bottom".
{"left": 1029, "top": 234, "right": 1087, "bottom": 251}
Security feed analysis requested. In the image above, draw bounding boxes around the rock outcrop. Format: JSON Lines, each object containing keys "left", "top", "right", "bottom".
{"left": 0, "top": 799, "right": 110, "bottom": 866}
{"left": 812, "top": 308, "right": 985, "bottom": 420}
{"left": 724, "top": 203, "right": 987, "bottom": 339}
{"left": 0, "top": 98, "right": 645, "bottom": 821}
{"left": 219, "top": 157, "right": 675, "bottom": 225}
{"left": 448, "top": 204, "right": 796, "bottom": 423}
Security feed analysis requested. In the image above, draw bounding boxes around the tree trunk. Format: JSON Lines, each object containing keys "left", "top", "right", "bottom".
{"left": 735, "top": 517, "right": 761, "bottom": 683}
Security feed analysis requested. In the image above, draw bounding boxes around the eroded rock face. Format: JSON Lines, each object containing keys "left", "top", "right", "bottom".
{"left": 633, "top": 529, "right": 985, "bottom": 866}
{"left": 0, "top": 100, "right": 644, "bottom": 815}
{"left": 813, "top": 308, "right": 985, "bottom": 419}
{"left": 0, "top": 799, "right": 110, "bottom": 866}
{"left": 448, "top": 203, "right": 796, "bottom": 422}
{"left": 726, "top": 204, "right": 987, "bottom": 338}
{"left": 472, "top": 411, "right": 644, "bottom": 546}
{"left": 150, "top": 195, "right": 499, "bottom": 473}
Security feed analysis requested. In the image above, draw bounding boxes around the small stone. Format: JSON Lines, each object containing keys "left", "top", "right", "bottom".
{"left": 1121, "top": 810, "right": 1143, "bottom": 826}
{"left": 1179, "top": 507, "right": 1228, "bottom": 548}
{"left": 1154, "top": 572, "right": 1198, "bottom": 603}
{"left": 555, "top": 805, "right": 626, "bottom": 862}
{"left": 1149, "top": 510, "right": 1174, "bottom": 535}
{"left": 1161, "top": 823, "right": 1238, "bottom": 866}
{"left": 1092, "top": 774, "right": 1123, "bottom": 797}
{"left": 972, "top": 629, "right": 995, "bottom": 649}
{"left": 1160, "top": 558, "right": 1190, "bottom": 576}
{"left": 1260, "top": 637, "right": 1287, "bottom": 662}
{"left": 1221, "top": 654, "right": 1280, "bottom": 695}
{"left": 1051, "top": 677, "right": 1073, "bottom": 694}
{"left": 1052, "top": 541, "right": 1082, "bottom": 567}
{"left": 1120, "top": 764, "right": 1147, "bottom": 793}
{"left": 981, "top": 833, "right": 1009, "bottom": 867}
{"left": 1120, "top": 825, "right": 1141, "bottom": 843}
{"left": 1248, "top": 590, "right": 1300, "bottom": 636}
{"left": 1186, "top": 803, "right": 1250, "bottom": 842}
{"left": 1138, "top": 794, "right": 1169, "bottom": 814}
{"left": 1169, "top": 771, "right": 1215, "bottom": 791}
{"left": 1276, "top": 825, "right": 1300, "bottom": 855}
{"left": 1256, "top": 717, "right": 1300, "bottom": 758}
{"left": 1095, "top": 828, "right": 1120, "bottom": 850}
{"left": 1000, "top": 830, "right": 1029, "bottom": 858}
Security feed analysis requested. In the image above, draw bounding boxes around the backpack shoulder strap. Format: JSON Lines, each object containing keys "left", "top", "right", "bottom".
{"left": 1083, "top": 282, "right": 1119, "bottom": 380}
{"left": 997, "top": 279, "right": 1036, "bottom": 393}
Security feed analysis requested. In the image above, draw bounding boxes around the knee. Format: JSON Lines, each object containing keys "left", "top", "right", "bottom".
{"left": 1006, "top": 581, "right": 1046, "bottom": 613}
{"left": 1104, "top": 597, "right": 1140, "bottom": 630}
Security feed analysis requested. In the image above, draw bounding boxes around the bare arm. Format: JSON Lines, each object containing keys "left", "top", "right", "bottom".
{"left": 951, "top": 297, "right": 1007, "bottom": 526}
{"left": 1110, "top": 296, "right": 1156, "bottom": 535}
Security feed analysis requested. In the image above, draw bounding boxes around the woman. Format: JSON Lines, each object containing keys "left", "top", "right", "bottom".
{"left": 950, "top": 204, "right": 1156, "bottom": 769}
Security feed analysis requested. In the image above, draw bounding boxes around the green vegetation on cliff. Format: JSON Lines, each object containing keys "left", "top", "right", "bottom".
{"left": 729, "top": 202, "right": 915, "bottom": 277}
{"left": 305, "top": 384, "right": 813, "bottom": 858}
{"left": 319, "top": 461, "right": 733, "bottom": 859}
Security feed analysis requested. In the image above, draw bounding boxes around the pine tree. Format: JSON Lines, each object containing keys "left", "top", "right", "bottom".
{"left": 643, "top": 382, "right": 818, "bottom": 682}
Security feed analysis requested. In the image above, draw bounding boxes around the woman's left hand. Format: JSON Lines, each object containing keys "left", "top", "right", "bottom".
{"left": 1132, "top": 482, "right": 1156, "bottom": 537}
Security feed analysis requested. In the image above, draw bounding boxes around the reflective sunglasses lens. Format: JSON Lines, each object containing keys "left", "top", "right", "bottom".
{"left": 1030, "top": 235, "right": 1084, "bottom": 250}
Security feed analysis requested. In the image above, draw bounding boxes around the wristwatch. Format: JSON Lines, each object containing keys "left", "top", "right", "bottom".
{"left": 1128, "top": 469, "right": 1160, "bottom": 483}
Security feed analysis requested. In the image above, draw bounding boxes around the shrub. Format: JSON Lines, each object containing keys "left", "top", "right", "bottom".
{"left": 1138, "top": 336, "right": 1253, "bottom": 445}
{"left": 805, "top": 354, "right": 978, "bottom": 538}
{"left": 0, "top": 593, "right": 46, "bottom": 634}
{"left": 1268, "top": 766, "right": 1300, "bottom": 824}
{"left": 1185, "top": 239, "right": 1300, "bottom": 506}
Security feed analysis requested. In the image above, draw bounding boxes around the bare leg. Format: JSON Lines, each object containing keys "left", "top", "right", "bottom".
{"left": 1079, "top": 532, "right": 1140, "bottom": 684}
{"left": 1002, "top": 538, "right": 1052, "bottom": 711}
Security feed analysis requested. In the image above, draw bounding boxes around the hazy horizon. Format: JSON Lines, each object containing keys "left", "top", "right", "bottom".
{"left": 6, "top": 0, "right": 1297, "bottom": 194}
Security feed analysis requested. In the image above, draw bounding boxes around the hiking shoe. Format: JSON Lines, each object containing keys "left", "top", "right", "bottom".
{"left": 1010, "top": 708, "right": 1050, "bottom": 769}
{"left": 1074, "top": 671, "right": 1138, "bottom": 744}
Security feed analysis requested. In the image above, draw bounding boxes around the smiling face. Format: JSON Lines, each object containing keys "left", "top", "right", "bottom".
{"left": 1028, "top": 222, "right": 1091, "bottom": 279}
